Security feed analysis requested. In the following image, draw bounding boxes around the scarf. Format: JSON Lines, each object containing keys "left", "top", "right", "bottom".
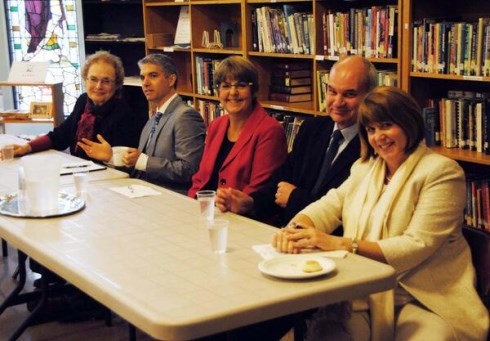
{"left": 74, "top": 95, "right": 118, "bottom": 158}
{"left": 347, "top": 142, "right": 428, "bottom": 341}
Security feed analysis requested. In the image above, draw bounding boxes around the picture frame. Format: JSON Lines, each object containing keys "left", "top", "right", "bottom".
{"left": 29, "top": 102, "right": 52, "bottom": 119}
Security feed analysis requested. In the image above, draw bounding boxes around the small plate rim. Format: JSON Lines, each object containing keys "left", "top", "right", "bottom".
{"left": 258, "top": 255, "right": 336, "bottom": 279}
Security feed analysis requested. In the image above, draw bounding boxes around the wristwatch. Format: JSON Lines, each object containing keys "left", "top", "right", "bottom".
{"left": 351, "top": 237, "right": 359, "bottom": 254}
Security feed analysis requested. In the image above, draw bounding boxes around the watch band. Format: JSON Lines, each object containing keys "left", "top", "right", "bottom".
{"left": 351, "top": 237, "right": 359, "bottom": 254}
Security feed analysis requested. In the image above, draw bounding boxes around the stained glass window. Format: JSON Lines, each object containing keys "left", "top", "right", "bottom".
{"left": 4, "top": 0, "right": 83, "bottom": 116}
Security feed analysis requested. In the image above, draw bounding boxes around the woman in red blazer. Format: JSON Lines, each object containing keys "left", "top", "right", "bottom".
{"left": 188, "top": 56, "right": 287, "bottom": 199}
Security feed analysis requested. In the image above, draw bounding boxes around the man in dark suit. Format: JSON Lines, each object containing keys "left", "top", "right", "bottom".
{"left": 216, "top": 55, "right": 377, "bottom": 226}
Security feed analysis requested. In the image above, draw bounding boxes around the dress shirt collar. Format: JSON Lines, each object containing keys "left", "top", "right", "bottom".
{"left": 155, "top": 93, "right": 178, "bottom": 115}
{"left": 334, "top": 123, "right": 358, "bottom": 143}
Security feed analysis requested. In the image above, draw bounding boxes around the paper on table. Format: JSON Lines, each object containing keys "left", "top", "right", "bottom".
{"left": 110, "top": 184, "right": 161, "bottom": 198}
{"left": 253, "top": 244, "right": 348, "bottom": 260}
{"left": 60, "top": 161, "right": 106, "bottom": 175}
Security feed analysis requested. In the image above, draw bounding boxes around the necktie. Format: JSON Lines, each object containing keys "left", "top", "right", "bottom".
{"left": 312, "top": 129, "right": 344, "bottom": 196}
{"left": 147, "top": 112, "right": 163, "bottom": 147}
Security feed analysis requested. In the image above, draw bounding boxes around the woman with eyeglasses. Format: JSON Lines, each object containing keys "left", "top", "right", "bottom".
{"left": 188, "top": 56, "right": 287, "bottom": 200}
{"left": 13, "top": 51, "right": 144, "bottom": 160}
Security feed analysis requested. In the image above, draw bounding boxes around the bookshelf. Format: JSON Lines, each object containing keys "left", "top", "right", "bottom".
{"left": 402, "top": 0, "right": 490, "bottom": 311}
{"left": 0, "top": 82, "right": 64, "bottom": 130}
{"left": 82, "top": 0, "right": 145, "bottom": 77}
{"left": 141, "top": 0, "right": 403, "bottom": 118}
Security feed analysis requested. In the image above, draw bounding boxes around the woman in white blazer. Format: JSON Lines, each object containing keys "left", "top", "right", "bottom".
{"left": 274, "top": 87, "right": 489, "bottom": 341}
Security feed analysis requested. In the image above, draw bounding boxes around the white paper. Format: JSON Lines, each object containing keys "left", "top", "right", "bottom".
{"left": 110, "top": 184, "right": 161, "bottom": 199}
{"left": 174, "top": 6, "right": 191, "bottom": 46}
{"left": 253, "top": 244, "right": 348, "bottom": 260}
{"left": 8, "top": 61, "right": 49, "bottom": 83}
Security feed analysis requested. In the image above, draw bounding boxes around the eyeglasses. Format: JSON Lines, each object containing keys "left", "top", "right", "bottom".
{"left": 218, "top": 82, "right": 253, "bottom": 91}
{"left": 86, "top": 76, "right": 115, "bottom": 87}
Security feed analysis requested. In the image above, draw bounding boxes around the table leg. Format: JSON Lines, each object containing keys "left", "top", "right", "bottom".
{"left": 1, "top": 238, "right": 8, "bottom": 257}
{"left": 0, "top": 250, "right": 27, "bottom": 315}
{"left": 8, "top": 264, "right": 49, "bottom": 340}
{"left": 128, "top": 324, "right": 136, "bottom": 341}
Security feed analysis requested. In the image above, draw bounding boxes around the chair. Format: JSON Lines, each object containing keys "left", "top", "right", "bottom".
{"left": 462, "top": 227, "right": 490, "bottom": 311}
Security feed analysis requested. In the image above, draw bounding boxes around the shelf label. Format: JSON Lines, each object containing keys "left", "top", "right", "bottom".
{"left": 163, "top": 47, "right": 175, "bottom": 52}
{"left": 270, "top": 105, "right": 285, "bottom": 110}
{"left": 315, "top": 55, "right": 325, "bottom": 61}
{"left": 463, "top": 76, "right": 483, "bottom": 81}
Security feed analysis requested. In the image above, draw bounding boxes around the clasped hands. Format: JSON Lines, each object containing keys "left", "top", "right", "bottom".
{"left": 274, "top": 219, "right": 348, "bottom": 254}
{"left": 77, "top": 134, "right": 140, "bottom": 167}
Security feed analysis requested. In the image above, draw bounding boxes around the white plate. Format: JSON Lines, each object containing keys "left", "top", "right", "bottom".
{"left": 258, "top": 255, "right": 336, "bottom": 279}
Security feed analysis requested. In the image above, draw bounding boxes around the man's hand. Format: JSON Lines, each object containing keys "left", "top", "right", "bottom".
{"left": 77, "top": 134, "right": 112, "bottom": 162}
{"left": 123, "top": 148, "right": 141, "bottom": 167}
{"left": 274, "top": 181, "right": 297, "bottom": 208}
{"left": 216, "top": 188, "right": 254, "bottom": 214}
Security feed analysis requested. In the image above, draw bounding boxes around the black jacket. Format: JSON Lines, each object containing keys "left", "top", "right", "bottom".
{"left": 250, "top": 116, "right": 361, "bottom": 227}
{"left": 48, "top": 92, "right": 144, "bottom": 160}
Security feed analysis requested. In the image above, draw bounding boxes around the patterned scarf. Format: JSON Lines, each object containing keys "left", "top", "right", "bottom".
{"left": 74, "top": 102, "right": 97, "bottom": 157}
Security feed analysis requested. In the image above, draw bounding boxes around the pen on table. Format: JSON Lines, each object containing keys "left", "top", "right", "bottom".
{"left": 63, "top": 164, "right": 91, "bottom": 169}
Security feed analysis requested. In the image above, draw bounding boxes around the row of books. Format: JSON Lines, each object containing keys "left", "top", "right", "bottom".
{"left": 316, "top": 69, "right": 398, "bottom": 112}
{"left": 322, "top": 5, "right": 398, "bottom": 59}
{"left": 195, "top": 56, "right": 222, "bottom": 97}
{"left": 423, "top": 91, "right": 490, "bottom": 154}
{"left": 251, "top": 5, "right": 314, "bottom": 55}
{"left": 466, "top": 175, "right": 490, "bottom": 232}
{"left": 269, "top": 112, "right": 305, "bottom": 152}
{"left": 412, "top": 17, "right": 490, "bottom": 76}
{"left": 197, "top": 100, "right": 223, "bottom": 127}
{"left": 269, "top": 62, "right": 312, "bottom": 103}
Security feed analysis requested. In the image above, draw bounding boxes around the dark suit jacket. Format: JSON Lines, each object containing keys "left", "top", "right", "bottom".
{"left": 47, "top": 93, "right": 143, "bottom": 158}
{"left": 250, "top": 116, "right": 361, "bottom": 226}
{"left": 135, "top": 96, "right": 206, "bottom": 194}
{"left": 188, "top": 103, "right": 287, "bottom": 198}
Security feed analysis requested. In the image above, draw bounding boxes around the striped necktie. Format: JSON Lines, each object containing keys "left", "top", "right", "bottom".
{"left": 148, "top": 112, "right": 163, "bottom": 146}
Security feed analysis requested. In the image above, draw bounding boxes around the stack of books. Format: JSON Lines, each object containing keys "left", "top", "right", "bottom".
{"left": 269, "top": 62, "right": 312, "bottom": 103}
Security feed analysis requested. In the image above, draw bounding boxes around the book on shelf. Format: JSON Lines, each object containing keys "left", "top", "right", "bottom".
{"left": 269, "top": 92, "right": 312, "bottom": 103}
{"left": 270, "top": 77, "right": 311, "bottom": 87}
{"left": 274, "top": 61, "right": 310, "bottom": 70}
{"left": 476, "top": 18, "right": 490, "bottom": 77}
{"left": 271, "top": 69, "right": 310, "bottom": 79}
{"left": 316, "top": 70, "right": 329, "bottom": 112}
{"left": 422, "top": 106, "right": 440, "bottom": 147}
{"left": 269, "top": 85, "right": 312, "bottom": 95}
{"left": 465, "top": 174, "right": 490, "bottom": 231}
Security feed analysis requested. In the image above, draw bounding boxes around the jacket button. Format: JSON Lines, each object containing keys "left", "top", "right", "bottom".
{"left": 219, "top": 179, "right": 226, "bottom": 185}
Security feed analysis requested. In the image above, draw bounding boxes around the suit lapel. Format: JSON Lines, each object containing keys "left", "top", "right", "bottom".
{"left": 145, "top": 96, "right": 181, "bottom": 155}
{"left": 220, "top": 107, "right": 265, "bottom": 169}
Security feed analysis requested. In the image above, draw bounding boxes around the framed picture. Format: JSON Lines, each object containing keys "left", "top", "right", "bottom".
{"left": 29, "top": 102, "right": 52, "bottom": 119}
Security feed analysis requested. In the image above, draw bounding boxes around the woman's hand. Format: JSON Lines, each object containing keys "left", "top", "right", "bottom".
{"left": 273, "top": 215, "right": 350, "bottom": 254}
{"left": 216, "top": 188, "right": 254, "bottom": 214}
{"left": 13, "top": 144, "right": 32, "bottom": 157}
{"left": 77, "top": 134, "right": 112, "bottom": 162}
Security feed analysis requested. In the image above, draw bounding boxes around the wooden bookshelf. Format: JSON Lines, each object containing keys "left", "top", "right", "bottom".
{"left": 82, "top": 0, "right": 145, "bottom": 77}
{"left": 142, "top": 0, "right": 403, "bottom": 117}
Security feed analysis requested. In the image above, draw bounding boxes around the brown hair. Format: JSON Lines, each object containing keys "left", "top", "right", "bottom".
{"left": 358, "top": 86, "right": 425, "bottom": 161}
{"left": 214, "top": 56, "right": 259, "bottom": 104}
{"left": 82, "top": 51, "right": 125, "bottom": 90}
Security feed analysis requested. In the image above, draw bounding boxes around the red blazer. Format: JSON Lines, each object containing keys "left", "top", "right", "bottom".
{"left": 188, "top": 104, "right": 287, "bottom": 198}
